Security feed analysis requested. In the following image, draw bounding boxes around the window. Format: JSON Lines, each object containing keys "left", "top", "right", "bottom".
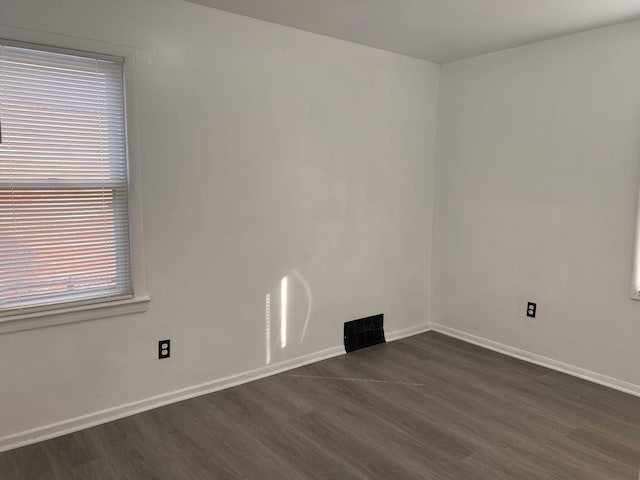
{"left": 634, "top": 203, "right": 640, "bottom": 300}
{"left": 0, "top": 42, "right": 132, "bottom": 316}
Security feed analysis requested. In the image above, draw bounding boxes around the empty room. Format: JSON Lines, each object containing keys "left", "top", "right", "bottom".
{"left": 1, "top": 0, "right": 640, "bottom": 478}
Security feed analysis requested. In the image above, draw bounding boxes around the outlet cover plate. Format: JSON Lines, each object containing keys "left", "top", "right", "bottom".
{"left": 159, "top": 339, "right": 171, "bottom": 359}
{"left": 527, "top": 302, "right": 537, "bottom": 318}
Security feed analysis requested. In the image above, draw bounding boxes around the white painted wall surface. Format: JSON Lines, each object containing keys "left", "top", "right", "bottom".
{"left": 0, "top": 0, "right": 439, "bottom": 442}
{"left": 434, "top": 20, "right": 640, "bottom": 387}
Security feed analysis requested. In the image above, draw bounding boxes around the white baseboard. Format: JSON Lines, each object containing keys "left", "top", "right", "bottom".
{"left": 0, "top": 323, "right": 431, "bottom": 453}
{"left": 432, "top": 323, "right": 640, "bottom": 398}
{"left": 386, "top": 323, "right": 431, "bottom": 342}
{"left": 0, "top": 344, "right": 345, "bottom": 453}
{"left": 16, "top": 322, "right": 633, "bottom": 454}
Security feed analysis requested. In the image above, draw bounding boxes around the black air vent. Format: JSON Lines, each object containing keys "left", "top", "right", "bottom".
{"left": 344, "top": 314, "right": 385, "bottom": 353}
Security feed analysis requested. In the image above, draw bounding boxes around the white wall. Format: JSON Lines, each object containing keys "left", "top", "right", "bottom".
{"left": 0, "top": 0, "right": 439, "bottom": 443}
{"left": 434, "top": 20, "right": 640, "bottom": 388}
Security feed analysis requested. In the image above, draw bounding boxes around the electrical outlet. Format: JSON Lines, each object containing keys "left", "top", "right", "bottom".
{"left": 158, "top": 340, "right": 170, "bottom": 359}
{"left": 527, "top": 302, "right": 537, "bottom": 318}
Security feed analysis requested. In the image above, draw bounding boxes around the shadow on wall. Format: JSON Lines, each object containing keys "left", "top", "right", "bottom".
{"left": 264, "top": 268, "right": 313, "bottom": 365}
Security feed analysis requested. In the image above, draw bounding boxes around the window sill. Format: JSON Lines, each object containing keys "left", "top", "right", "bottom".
{"left": 0, "top": 295, "right": 150, "bottom": 335}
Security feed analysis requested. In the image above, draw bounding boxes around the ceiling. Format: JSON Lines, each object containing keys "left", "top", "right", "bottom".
{"left": 186, "top": 0, "right": 640, "bottom": 63}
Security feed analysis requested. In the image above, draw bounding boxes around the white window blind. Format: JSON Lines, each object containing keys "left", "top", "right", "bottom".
{"left": 0, "top": 42, "right": 131, "bottom": 314}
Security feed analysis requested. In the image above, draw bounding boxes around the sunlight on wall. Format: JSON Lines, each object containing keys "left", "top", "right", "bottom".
{"left": 265, "top": 271, "right": 313, "bottom": 362}
{"left": 291, "top": 269, "right": 313, "bottom": 343}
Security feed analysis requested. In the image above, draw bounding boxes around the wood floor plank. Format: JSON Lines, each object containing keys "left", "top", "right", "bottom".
{"left": 1, "top": 331, "right": 639, "bottom": 479}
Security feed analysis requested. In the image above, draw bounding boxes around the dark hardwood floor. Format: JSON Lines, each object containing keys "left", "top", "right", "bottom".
{"left": 2, "top": 331, "right": 640, "bottom": 479}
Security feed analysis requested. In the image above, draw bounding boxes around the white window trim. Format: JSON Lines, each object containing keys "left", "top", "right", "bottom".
{"left": 632, "top": 184, "right": 640, "bottom": 300}
{"left": 0, "top": 296, "right": 150, "bottom": 335}
{"left": 633, "top": 223, "right": 640, "bottom": 300}
{"left": 0, "top": 27, "right": 149, "bottom": 333}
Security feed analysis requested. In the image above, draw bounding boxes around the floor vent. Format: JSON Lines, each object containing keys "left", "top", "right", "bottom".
{"left": 344, "top": 314, "right": 385, "bottom": 352}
